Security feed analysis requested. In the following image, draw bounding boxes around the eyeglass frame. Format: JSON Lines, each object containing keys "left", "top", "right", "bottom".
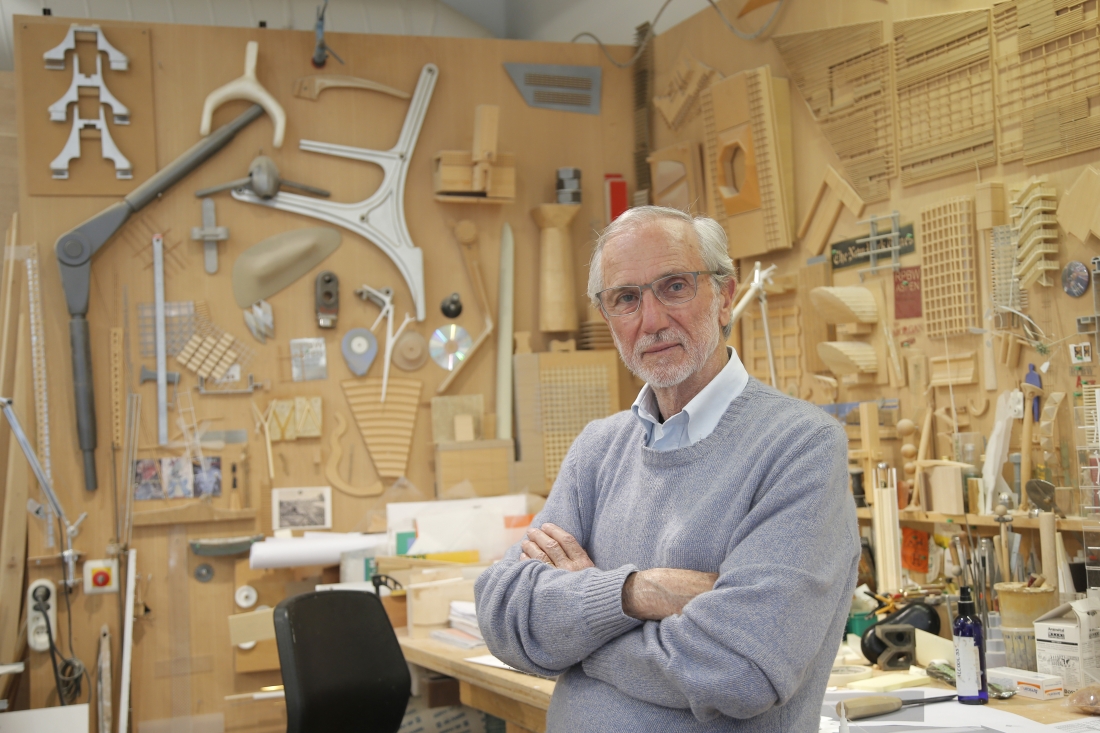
{"left": 595, "top": 271, "right": 720, "bottom": 317}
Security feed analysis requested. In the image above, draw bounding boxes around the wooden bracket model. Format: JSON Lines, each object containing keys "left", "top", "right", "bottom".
{"left": 325, "top": 413, "right": 385, "bottom": 497}
{"left": 437, "top": 221, "right": 494, "bottom": 394}
{"left": 433, "top": 105, "right": 516, "bottom": 204}
{"left": 799, "top": 165, "right": 866, "bottom": 256}
{"left": 200, "top": 41, "right": 286, "bottom": 148}
{"left": 292, "top": 75, "right": 410, "bottom": 101}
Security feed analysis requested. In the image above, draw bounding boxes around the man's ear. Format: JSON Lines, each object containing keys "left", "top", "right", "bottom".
{"left": 719, "top": 278, "right": 737, "bottom": 330}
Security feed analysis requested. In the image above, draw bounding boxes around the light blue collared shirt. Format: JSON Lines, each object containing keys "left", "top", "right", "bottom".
{"left": 630, "top": 346, "right": 749, "bottom": 451}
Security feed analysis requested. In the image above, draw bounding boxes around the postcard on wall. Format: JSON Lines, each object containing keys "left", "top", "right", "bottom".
{"left": 161, "top": 457, "right": 194, "bottom": 499}
{"left": 193, "top": 456, "right": 222, "bottom": 498}
{"left": 133, "top": 459, "right": 165, "bottom": 501}
{"left": 272, "top": 486, "right": 332, "bottom": 531}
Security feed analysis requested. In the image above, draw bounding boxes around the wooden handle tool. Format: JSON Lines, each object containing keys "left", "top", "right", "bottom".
{"left": 837, "top": 694, "right": 957, "bottom": 721}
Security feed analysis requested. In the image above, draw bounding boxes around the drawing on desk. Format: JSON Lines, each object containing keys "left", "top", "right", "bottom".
{"left": 272, "top": 486, "right": 332, "bottom": 530}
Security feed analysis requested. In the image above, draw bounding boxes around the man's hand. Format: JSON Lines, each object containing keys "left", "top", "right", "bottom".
{"left": 621, "top": 568, "right": 720, "bottom": 621}
{"left": 520, "top": 523, "right": 595, "bottom": 572}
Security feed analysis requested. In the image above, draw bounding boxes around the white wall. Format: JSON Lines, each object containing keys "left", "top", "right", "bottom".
{"left": 504, "top": 0, "right": 712, "bottom": 44}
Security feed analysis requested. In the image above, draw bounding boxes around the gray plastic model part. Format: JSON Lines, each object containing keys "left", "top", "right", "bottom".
{"left": 49, "top": 55, "right": 130, "bottom": 124}
{"left": 44, "top": 24, "right": 129, "bottom": 71}
{"left": 50, "top": 106, "right": 132, "bottom": 180}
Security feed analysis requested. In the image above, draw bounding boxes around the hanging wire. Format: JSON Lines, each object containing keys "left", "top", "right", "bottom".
{"left": 571, "top": 0, "right": 787, "bottom": 69}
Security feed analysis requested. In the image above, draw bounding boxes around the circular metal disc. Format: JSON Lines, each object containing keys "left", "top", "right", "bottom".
{"left": 194, "top": 563, "right": 214, "bottom": 583}
{"left": 1063, "top": 261, "right": 1090, "bottom": 297}
{"left": 429, "top": 325, "right": 472, "bottom": 371}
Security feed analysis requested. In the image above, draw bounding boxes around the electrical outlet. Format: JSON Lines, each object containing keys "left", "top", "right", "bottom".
{"left": 27, "top": 579, "right": 57, "bottom": 653}
{"left": 83, "top": 558, "right": 119, "bottom": 594}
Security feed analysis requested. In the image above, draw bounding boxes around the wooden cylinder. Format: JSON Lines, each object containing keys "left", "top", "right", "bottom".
{"left": 496, "top": 223, "right": 515, "bottom": 440}
{"left": 531, "top": 204, "right": 580, "bottom": 333}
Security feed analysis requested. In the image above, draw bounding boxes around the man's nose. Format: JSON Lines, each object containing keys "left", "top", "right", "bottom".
{"left": 637, "top": 288, "right": 670, "bottom": 332}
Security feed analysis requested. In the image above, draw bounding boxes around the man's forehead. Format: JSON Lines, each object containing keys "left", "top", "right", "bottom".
{"left": 602, "top": 220, "right": 701, "bottom": 274}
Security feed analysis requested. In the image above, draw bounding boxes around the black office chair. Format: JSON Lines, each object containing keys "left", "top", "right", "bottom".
{"left": 274, "top": 590, "right": 411, "bottom": 733}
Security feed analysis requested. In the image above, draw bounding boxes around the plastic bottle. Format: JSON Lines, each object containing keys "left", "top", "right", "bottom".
{"left": 953, "top": 585, "right": 988, "bottom": 704}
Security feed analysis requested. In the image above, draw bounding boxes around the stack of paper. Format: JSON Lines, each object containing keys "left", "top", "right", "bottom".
{"left": 449, "top": 600, "right": 483, "bottom": 640}
{"left": 429, "top": 627, "right": 484, "bottom": 649}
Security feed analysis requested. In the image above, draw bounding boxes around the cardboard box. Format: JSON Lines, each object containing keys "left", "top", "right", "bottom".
{"left": 1034, "top": 600, "right": 1100, "bottom": 692}
{"left": 987, "top": 666, "right": 1064, "bottom": 700}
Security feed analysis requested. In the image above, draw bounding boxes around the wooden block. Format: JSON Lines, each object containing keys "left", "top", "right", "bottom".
{"left": 228, "top": 607, "right": 275, "bottom": 646}
{"left": 975, "top": 181, "right": 1006, "bottom": 231}
{"left": 436, "top": 439, "right": 513, "bottom": 497}
{"left": 513, "top": 353, "right": 545, "bottom": 494}
{"left": 799, "top": 165, "right": 866, "bottom": 256}
{"left": 453, "top": 414, "right": 475, "bottom": 443}
{"left": 407, "top": 577, "right": 475, "bottom": 638}
{"left": 431, "top": 394, "right": 483, "bottom": 444}
{"left": 798, "top": 259, "right": 833, "bottom": 373}
{"left": 461, "top": 682, "right": 547, "bottom": 733}
{"left": 1057, "top": 166, "right": 1100, "bottom": 243}
{"left": 929, "top": 352, "right": 977, "bottom": 386}
{"left": 928, "top": 464, "right": 965, "bottom": 514}
{"left": 538, "top": 351, "right": 620, "bottom": 485}
{"left": 381, "top": 594, "right": 407, "bottom": 629}
{"left": 532, "top": 204, "right": 580, "bottom": 333}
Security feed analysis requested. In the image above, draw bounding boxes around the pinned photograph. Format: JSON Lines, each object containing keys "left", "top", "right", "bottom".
{"left": 1071, "top": 342, "right": 1093, "bottom": 364}
{"left": 193, "top": 456, "right": 222, "bottom": 498}
{"left": 133, "top": 459, "right": 165, "bottom": 501}
{"left": 161, "top": 457, "right": 194, "bottom": 499}
{"left": 272, "top": 486, "right": 332, "bottom": 530}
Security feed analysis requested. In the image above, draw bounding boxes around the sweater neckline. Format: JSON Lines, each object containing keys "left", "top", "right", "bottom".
{"left": 637, "top": 378, "right": 765, "bottom": 467}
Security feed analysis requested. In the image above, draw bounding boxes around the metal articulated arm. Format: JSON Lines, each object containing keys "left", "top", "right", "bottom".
{"left": 55, "top": 104, "right": 265, "bottom": 491}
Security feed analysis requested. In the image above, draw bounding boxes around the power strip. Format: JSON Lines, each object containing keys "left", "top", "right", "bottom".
{"left": 27, "top": 579, "right": 57, "bottom": 653}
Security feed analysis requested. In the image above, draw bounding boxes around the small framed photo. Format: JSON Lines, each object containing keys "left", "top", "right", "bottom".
{"left": 271, "top": 486, "right": 332, "bottom": 531}
{"left": 1071, "top": 342, "right": 1093, "bottom": 365}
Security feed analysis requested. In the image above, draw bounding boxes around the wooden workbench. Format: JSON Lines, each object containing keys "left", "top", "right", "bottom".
{"left": 399, "top": 635, "right": 1095, "bottom": 730}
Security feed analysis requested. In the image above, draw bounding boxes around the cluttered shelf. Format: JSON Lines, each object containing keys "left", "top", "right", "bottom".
{"left": 854, "top": 508, "right": 1088, "bottom": 532}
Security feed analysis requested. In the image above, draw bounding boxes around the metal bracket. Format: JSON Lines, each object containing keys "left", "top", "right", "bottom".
{"left": 50, "top": 106, "right": 132, "bottom": 180}
{"left": 49, "top": 55, "right": 129, "bottom": 124}
{"left": 232, "top": 63, "right": 437, "bottom": 321}
{"left": 44, "top": 24, "right": 129, "bottom": 71}
{"left": 190, "top": 198, "right": 228, "bottom": 274}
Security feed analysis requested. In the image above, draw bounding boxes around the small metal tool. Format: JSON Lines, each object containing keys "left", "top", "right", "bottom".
{"left": 191, "top": 198, "right": 229, "bottom": 274}
{"left": 139, "top": 365, "right": 179, "bottom": 385}
{"left": 316, "top": 272, "right": 339, "bottom": 328}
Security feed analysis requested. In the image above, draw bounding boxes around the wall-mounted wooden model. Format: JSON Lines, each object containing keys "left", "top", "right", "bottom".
{"left": 799, "top": 164, "right": 866, "bottom": 256}
{"left": 342, "top": 378, "right": 421, "bottom": 479}
{"left": 995, "top": 0, "right": 1100, "bottom": 165}
{"left": 646, "top": 141, "right": 705, "bottom": 214}
{"left": 1057, "top": 166, "right": 1100, "bottom": 244}
{"left": 1010, "top": 178, "right": 1059, "bottom": 288}
{"left": 653, "top": 53, "right": 715, "bottom": 131}
{"left": 893, "top": 10, "right": 995, "bottom": 185}
{"left": 773, "top": 22, "right": 895, "bottom": 202}
{"left": 700, "top": 65, "right": 794, "bottom": 259}
{"left": 433, "top": 104, "right": 516, "bottom": 204}
{"left": 809, "top": 283, "right": 889, "bottom": 386}
{"left": 532, "top": 204, "right": 581, "bottom": 333}
{"left": 919, "top": 196, "right": 981, "bottom": 338}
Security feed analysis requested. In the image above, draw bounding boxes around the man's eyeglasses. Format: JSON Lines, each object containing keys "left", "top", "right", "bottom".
{"left": 596, "top": 271, "right": 717, "bottom": 317}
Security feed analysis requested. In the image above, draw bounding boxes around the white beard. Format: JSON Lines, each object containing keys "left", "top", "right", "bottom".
{"left": 612, "top": 297, "right": 722, "bottom": 389}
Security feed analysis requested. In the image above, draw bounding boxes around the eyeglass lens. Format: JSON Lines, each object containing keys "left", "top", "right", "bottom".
{"left": 600, "top": 272, "right": 699, "bottom": 316}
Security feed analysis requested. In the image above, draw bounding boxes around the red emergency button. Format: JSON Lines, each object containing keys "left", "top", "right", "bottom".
{"left": 92, "top": 570, "right": 111, "bottom": 587}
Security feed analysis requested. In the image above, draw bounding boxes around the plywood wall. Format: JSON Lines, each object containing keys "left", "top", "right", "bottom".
{"left": 14, "top": 15, "right": 633, "bottom": 726}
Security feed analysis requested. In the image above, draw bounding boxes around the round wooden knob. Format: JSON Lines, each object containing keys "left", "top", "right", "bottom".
{"left": 897, "top": 418, "right": 916, "bottom": 437}
{"left": 393, "top": 332, "right": 429, "bottom": 371}
{"left": 903, "top": 462, "right": 917, "bottom": 476}
{"left": 454, "top": 220, "right": 478, "bottom": 244}
{"left": 901, "top": 443, "right": 918, "bottom": 459}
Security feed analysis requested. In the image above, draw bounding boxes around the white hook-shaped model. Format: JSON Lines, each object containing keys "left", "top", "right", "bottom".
{"left": 200, "top": 41, "right": 286, "bottom": 148}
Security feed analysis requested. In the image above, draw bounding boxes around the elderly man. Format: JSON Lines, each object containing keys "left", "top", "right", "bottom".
{"left": 475, "top": 206, "right": 859, "bottom": 732}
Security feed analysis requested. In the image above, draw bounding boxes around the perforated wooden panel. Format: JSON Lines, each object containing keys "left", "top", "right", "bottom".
{"left": 919, "top": 196, "right": 980, "bottom": 339}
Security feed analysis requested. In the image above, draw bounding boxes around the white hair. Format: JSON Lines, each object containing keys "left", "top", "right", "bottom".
{"left": 587, "top": 206, "right": 737, "bottom": 338}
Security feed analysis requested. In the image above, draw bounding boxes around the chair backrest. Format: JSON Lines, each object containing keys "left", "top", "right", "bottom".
{"left": 274, "top": 590, "right": 411, "bottom": 733}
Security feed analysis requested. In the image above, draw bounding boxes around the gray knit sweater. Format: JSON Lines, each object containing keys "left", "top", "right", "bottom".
{"left": 475, "top": 378, "right": 860, "bottom": 732}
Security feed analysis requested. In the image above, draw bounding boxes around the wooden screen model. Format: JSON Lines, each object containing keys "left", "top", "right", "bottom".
{"left": 893, "top": 10, "right": 996, "bottom": 185}
{"left": 919, "top": 197, "right": 981, "bottom": 339}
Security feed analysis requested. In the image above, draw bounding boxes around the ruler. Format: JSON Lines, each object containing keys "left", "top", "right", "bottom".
{"left": 24, "top": 250, "right": 54, "bottom": 548}
{"left": 153, "top": 234, "right": 168, "bottom": 445}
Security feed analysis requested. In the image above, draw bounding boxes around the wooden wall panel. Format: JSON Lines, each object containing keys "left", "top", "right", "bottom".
{"left": 14, "top": 15, "right": 633, "bottom": 726}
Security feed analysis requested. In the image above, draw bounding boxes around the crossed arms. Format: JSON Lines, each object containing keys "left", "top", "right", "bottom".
{"left": 521, "top": 523, "right": 718, "bottom": 622}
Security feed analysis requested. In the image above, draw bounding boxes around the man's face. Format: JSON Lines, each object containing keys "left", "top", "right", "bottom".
{"left": 598, "top": 220, "right": 735, "bottom": 389}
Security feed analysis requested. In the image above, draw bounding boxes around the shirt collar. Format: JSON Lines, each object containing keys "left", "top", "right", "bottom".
{"left": 631, "top": 346, "right": 749, "bottom": 443}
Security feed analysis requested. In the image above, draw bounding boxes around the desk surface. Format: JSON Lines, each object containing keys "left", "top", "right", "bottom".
{"left": 400, "top": 636, "right": 1088, "bottom": 727}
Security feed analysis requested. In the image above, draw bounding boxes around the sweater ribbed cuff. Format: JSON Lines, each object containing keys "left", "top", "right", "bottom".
{"left": 583, "top": 564, "right": 642, "bottom": 642}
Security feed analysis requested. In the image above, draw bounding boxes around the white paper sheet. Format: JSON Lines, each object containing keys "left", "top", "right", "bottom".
{"left": 823, "top": 690, "right": 1059, "bottom": 732}
{"left": 249, "top": 533, "right": 387, "bottom": 569}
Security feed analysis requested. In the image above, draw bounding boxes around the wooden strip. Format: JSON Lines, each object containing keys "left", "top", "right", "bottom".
{"left": 342, "top": 377, "right": 422, "bottom": 479}
{"left": 0, "top": 314, "right": 29, "bottom": 681}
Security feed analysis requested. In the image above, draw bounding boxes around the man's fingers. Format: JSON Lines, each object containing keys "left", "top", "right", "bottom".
{"left": 521, "top": 539, "right": 552, "bottom": 565}
{"left": 520, "top": 552, "right": 530, "bottom": 561}
{"left": 526, "top": 528, "right": 568, "bottom": 566}
{"left": 540, "top": 523, "right": 589, "bottom": 561}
